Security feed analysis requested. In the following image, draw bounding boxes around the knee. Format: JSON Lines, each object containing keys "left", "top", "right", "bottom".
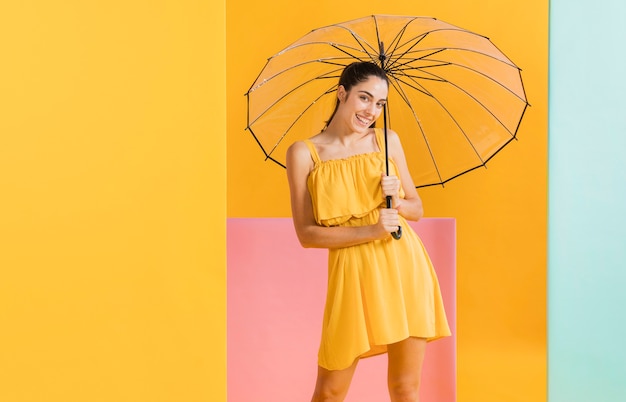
{"left": 311, "top": 386, "right": 346, "bottom": 402}
{"left": 310, "top": 390, "right": 342, "bottom": 402}
{"left": 389, "top": 378, "right": 420, "bottom": 402}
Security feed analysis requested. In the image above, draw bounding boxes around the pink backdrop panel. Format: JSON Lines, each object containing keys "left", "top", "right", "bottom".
{"left": 227, "top": 218, "right": 456, "bottom": 401}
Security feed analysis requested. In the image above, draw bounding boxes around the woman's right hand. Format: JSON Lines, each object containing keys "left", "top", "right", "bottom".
{"left": 377, "top": 207, "right": 400, "bottom": 237}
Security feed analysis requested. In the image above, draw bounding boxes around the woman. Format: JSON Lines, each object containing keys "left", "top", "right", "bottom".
{"left": 286, "top": 61, "right": 450, "bottom": 402}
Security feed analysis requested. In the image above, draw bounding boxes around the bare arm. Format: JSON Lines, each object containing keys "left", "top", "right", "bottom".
{"left": 382, "top": 130, "right": 424, "bottom": 222}
{"left": 286, "top": 141, "right": 398, "bottom": 248}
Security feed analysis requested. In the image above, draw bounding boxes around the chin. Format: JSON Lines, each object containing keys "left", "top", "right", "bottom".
{"left": 353, "top": 120, "right": 373, "bottom": 132}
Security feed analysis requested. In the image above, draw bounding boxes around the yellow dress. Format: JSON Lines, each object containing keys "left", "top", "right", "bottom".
{"left": 304, "top": 128, "right": 451, "bottom": 371}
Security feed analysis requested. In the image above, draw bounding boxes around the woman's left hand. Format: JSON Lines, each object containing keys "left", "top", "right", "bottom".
{"left": 381, "top": 173, "right": 401, "bottom": 206}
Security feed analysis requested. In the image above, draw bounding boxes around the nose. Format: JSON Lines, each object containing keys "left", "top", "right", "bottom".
{"left": 367, "top": 102, "right": 378, "bottom": 116}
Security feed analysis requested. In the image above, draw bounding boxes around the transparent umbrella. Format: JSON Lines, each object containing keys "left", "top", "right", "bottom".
{"left": 245, "top": 14, "right": 529, "bottom": 188}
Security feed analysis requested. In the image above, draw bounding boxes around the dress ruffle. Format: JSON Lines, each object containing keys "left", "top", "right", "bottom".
{"left": 307, "top": 152, "right": 404, "bottom": 227}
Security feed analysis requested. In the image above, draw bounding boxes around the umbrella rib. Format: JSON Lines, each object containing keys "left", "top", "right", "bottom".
{"left": 386, "top": 34, "right": 437, "bottom": 72}
{"left": 412, "top": 55, "right": 527, "bottom": 105}
{"left": 386, "top": 49, "right": 446, "bottom": 73}
{"left": 373, "top": 15, "right": 412, "bottom": 68}
{"left": 386, "top": 28, "right": 467, "bottom": 71}
{"left": 419, "top": 45, "right": 521, "bottom": 68}
{"left": 373, "top": 14, "right": 382, "bottom": 66}
{"left": 391, "top": 70, "right": 487, "bottom": 165}
{"left": 247, "top": 66, "right": 343, "bottom": 128}
{"left": 418, "top": 116, "right": 525, "bottom": 188}
{"left": 388, "top": 20, "right": 419, "bottom": 55}
{"left": 286, "top": 38, "right": 376, "bottom": 63}
{"left": 401, "top": 44, "right": 518, "bottom": 68}
{"left": 247, "top": 47, "right": 369, "bottom": 94}
{"left": 324, "top": 21, "right": 381, "bottom": 61}
{"left": 391, "top": 27, "right": 517, "bottom": 64}
{"left": 395, "top": 67, "right": 521, "bottom": 165}
{"left": 327, "top": 42, "right": 376, "bottom": 63}
{"left": 387, "top": 48, "right": 527, "bottom": 103}
{"left": 263, "top": 83, "right": 338, "bottom": 160}
{"left": 379, "top": 16, "right": 431, "bottom": 71}
{"left": 387, "top": 77, "right": 445, "bottom": 184}
{"left": 245, "top": 125, "right": 287, "bottom": 167}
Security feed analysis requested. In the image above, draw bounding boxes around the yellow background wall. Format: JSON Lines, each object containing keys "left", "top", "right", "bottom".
{"left": 0, "top": 0, "right": 545, "bottom": 400}
{"left": 227, "top": 2, "right": 548, "bottom": 401}
{"left": 0, "top": 2, "right": 225, "bottom": 401}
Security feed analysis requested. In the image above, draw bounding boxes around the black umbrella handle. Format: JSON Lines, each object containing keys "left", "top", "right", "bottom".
{"left": 381, "top": 96, "right": 402, "bottom": 241}
{"left": 386, "top": 196, "right": 402, "bottom": 240}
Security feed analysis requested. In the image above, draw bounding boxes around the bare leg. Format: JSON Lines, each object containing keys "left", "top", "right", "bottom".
{"left": 310, "top": 359, "right": 358, "bottom": 402}
{"left": 387, "top": 337, "right": 427, "bottom": 402}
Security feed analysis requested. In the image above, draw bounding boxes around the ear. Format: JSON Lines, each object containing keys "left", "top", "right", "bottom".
{"left": 337, "top": 85, "right": 346, "bottom": 102}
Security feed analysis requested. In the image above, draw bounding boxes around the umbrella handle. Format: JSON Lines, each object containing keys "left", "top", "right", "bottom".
{"left": 382, "top": 103, "right": 401, "bottom": 241}
{"left": 386, "top": 196, "right": 402, "bottom": 240}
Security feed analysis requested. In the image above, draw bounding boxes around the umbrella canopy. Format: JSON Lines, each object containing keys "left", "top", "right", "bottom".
{"left": 245, "top": 14, "right": 528, "bottom": 187}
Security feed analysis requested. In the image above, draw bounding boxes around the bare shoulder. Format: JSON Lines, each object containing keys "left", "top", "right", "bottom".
{"left": 287, "top": 140, "right": 310, "bottom": 158}
{"left": 379, "top": 128, "right": 400, "bottom": 148}
{"left": 382, "top": 129, "right": 409, "bottom": 162}
{"left": 384, "top": 128, "right": 401, "bottom": 142}
{"left": 286, "top": 140, "right": 313, "bottom": 170}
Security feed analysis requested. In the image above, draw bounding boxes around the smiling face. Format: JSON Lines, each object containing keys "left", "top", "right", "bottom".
{"left": 336, "top": 75, "right": 388, "bottom": 133}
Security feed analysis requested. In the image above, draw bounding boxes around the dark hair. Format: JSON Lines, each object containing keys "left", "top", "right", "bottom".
{"left": 324, "top": 61, "right": 389, "bottom": 128}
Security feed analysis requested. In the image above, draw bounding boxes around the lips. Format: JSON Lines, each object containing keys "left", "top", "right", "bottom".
{"left": 355, "top": 114, "right": 371, "bottom": 126}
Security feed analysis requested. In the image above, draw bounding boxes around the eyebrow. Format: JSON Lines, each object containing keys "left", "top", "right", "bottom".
{"left": 358, "top": 90, "right": 387, "bottom": 102}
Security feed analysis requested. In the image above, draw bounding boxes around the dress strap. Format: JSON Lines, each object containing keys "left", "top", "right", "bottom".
{"left": 374, "top": 128, "right": 386, "bottom": 154}
{"left": 303, "top": 139, "right": 321, "bottom": 164}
